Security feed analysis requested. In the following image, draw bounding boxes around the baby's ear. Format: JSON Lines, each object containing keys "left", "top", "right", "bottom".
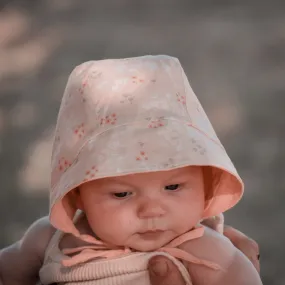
{"left": 69, "top": 188, "right": 84, "bottom": 210}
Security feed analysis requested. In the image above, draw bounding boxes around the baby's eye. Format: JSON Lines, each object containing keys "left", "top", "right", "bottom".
{"left": 113, "top": 192, "right": 132, "bottom": 198}
{"left": 164, "top": 184, "right": 180, "bottom": 191}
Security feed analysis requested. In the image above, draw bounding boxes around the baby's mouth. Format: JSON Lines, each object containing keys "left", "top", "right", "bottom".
{"left": 140, "top": 229, "right": 164, "bottom": 233}
{"left": 138, "top": 230, "right": 165, "bottom": 238}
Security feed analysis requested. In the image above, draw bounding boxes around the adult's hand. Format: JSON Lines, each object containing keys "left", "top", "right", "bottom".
{"left": 148, "top": 255, "right": 186, "bottom": 285}
{"left": 202, "top": 215, "right": 260, "bottom": 273}
{"left": 223, "top": 225, "right": 260, "bottom": 273}
{"left": 148, "top": 219, "right": 260, "bottom": 285}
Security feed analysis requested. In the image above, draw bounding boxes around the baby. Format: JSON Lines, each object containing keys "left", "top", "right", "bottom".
{"left": 0, "top": 55, "right": 262, "bottom": 285}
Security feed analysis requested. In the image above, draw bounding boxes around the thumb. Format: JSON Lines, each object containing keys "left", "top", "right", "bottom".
{"left": 148, "top": 255, "right": 186, "bottom": 285}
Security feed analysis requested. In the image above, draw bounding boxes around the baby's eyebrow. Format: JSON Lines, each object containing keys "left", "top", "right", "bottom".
{"left": 166, "top": 171, "right": 191, "bottom": 181}
{"left": 164, "top": 172, "right": 199, "bottom": 185}
{"left": 101, "top": 179, "right": 134, "bottom": 188}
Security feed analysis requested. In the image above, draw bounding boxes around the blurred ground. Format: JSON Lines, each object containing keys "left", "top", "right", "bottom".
{"left": 0, "top": 1, "right": 284, "bottom": 284}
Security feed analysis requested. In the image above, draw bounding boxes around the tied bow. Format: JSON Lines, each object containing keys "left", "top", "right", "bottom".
{"left": 62, "top": 226, "right": 221, "bottom": 270}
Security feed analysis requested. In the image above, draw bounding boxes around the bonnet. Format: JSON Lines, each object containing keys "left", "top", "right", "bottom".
{"left": 49, "top": 55, "right": 243, "bottom": 237}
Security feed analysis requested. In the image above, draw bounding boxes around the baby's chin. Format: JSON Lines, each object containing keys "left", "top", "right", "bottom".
{"left": 127, "top": 231, "right": 176, "bottom": 252}
{"left": 130, "top": 242, "right": 165, "bottom": 252}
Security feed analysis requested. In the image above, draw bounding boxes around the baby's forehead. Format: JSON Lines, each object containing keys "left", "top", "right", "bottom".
{"left": 91, "top": 166, "right": 201, "bottom": 186}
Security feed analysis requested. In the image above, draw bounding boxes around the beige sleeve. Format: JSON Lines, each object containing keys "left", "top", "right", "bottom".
{"left": 0, "top": 216, "right": 56, "bottom": 285}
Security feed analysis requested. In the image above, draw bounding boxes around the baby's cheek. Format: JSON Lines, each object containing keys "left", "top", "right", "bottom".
{"left": 176, "top": 203, "right": 203, "bottom": 230}
{"left": 101, "top": 211, "right": 136, "bottom": 243}
{"left": 114, "top": 211, "right": 136, "bottom": 232}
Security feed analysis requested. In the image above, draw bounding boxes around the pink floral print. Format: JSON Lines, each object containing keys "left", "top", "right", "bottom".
{"left": 83, "top": 165, "right": 99, "bottom": 182}
{"left": 58, "top": 157, "right": 72, "bottom": 172}
{"left": 100, "top": 113, "right": 117, "bottom": 126}
{"left": 176, "top": 92, "right": 186, "bottom": 105}
{"left": 146, "top": 117, "right": 165, "bottom": 128}
{"left": 136, "top": 151, "right": 148, "bottom": 161}
{"left": 73, "top": 123, "right": 85, "bottom": 138}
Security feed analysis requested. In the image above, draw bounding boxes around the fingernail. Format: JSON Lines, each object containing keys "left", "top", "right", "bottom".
{"left": 150, "top": 260, "right": 168, "bottom": 277}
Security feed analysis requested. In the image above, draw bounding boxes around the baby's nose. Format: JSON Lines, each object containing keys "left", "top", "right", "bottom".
{"left": 137, "top": 198, "right": 166, "bottom": 219}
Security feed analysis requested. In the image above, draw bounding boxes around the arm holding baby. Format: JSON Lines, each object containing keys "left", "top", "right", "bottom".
{"left": 179, "top": 226, "right": 262, "bottom": 285}
{"left": 0, "top": 217, "right": 55, "bottom": 285}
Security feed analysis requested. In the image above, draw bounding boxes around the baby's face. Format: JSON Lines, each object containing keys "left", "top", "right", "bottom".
{"left": 78, "top": 166, "right": 205, "bottom": 251}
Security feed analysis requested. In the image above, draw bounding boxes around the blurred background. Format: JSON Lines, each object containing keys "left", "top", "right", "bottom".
{"left": 0, "top": 1, "right": 284, "bottom": 283}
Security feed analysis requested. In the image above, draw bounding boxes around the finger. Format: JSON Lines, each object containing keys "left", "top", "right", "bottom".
{"left": 224, "top": 226, "right": 260, "bottom": 272}
{"left": 148, "top": 255, "right": 186, "bottom": 285}
{"left": 224, "top": 225, "right": 260, "bottom": 255}
{"left": 249, "top": 256, "right": 260, "bottom": 274}
{"left": 246, "top": 245, "right": 260, "bottom": 273}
